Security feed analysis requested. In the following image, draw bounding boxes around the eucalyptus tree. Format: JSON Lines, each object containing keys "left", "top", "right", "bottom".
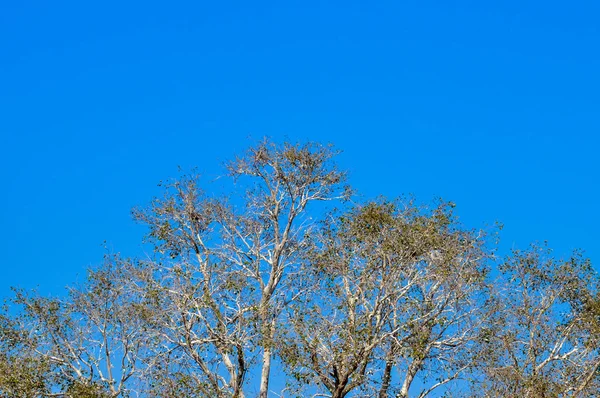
{"left": 0, "top": 308, "right": 52, "bottom": 397}
{"left": 0, "top": 255, "right": 154, "bottom": 398}
{"left": 279, "top": 200, "right": 495, "bottom": 398}
{"left": 473, "top": 245, "right": 600, "bottom": 398}
{"left": 132, "top": 140, "right": 349, "bottom": 397}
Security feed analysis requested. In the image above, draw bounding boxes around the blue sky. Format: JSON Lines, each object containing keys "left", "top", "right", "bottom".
{"left": 1, "top": 0, "right": 599, "bottom": 298}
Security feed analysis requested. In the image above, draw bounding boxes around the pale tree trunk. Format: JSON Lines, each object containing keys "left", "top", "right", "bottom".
{"left": 259, "top": 347, "right": 272, "bottom": 398}
{"left": 399, "top": 358, "right": 423, "bottom": 398}
{"left": 259, "top": 306, "right": 275, "bottom": 398}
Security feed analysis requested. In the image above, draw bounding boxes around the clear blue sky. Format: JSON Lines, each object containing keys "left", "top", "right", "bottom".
{"left": 1, "top": 0, "right": 599, "bottom": 295}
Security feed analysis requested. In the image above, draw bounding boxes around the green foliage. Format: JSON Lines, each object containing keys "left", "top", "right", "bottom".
{"left": 0, "top": 354, "right": 51, "bottom": 398}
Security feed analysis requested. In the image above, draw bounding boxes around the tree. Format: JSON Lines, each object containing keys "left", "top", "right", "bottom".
{"left": 0, "top": 309, "right": 52, "bottom": 398}
{"left": 131, "top": 140, "right": 349, "bottom": 397}
{"left": 0, "top": 255, "right": 154, "bottom": 398}
{"left": 279, "top": 199, "right": 494, "bottom": 398}
{"left": 474, "top": 245, "right": 600, "bottom": 397}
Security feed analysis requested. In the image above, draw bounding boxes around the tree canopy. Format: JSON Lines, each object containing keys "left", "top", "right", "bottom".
{"left": 1, "top": 139, "right": 598, "bottom": 398}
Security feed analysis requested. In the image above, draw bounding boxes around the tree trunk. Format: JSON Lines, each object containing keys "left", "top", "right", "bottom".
{"left": 379, "top": 359, "right": 393, "bottom": 398}
{"left": 399, "top": 358, "right": 422, "bottom": 398}
{"left": 259, "top": 347, "right": 272, "bottom": 398}
{"left": 332, "top": 386, "right": 347, "bottom": 398}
